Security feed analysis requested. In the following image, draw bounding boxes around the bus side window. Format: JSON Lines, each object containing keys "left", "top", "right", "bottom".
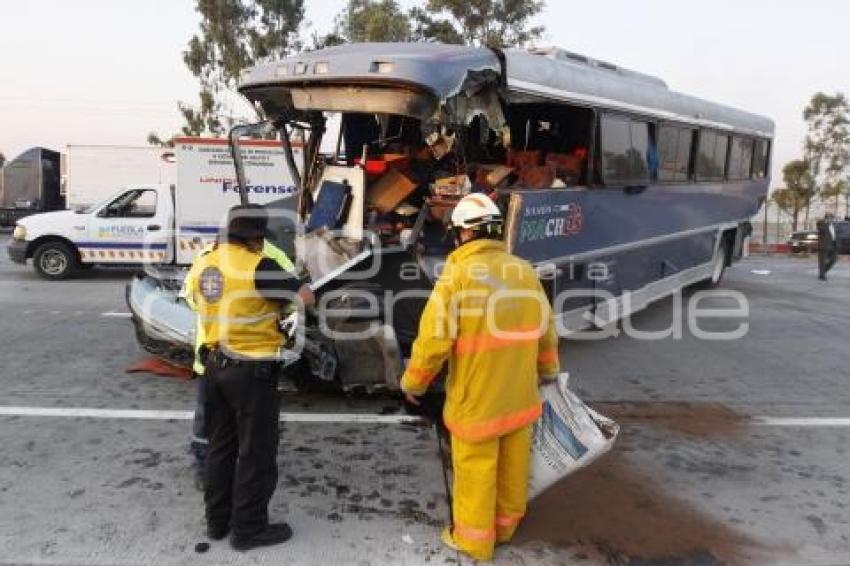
{"left": 657, "top": 125, "right": 694, "bottom": 183}
{"left": 600, "top": 115, "right": 651, "bottom": 186}
{"left": 631, "top": 121, "right": 651, "bottom": 182}
{"left": 752, "top": 139, "right": 770, "bottom": 178}
{"left": 728, "top": 136, "right": 754, "bottom": 181}
{"left": 695, "top": 130, "right": 728, "bottom": 182}
{"left": 600, "top": 116, "right": 631, "bottom": 184}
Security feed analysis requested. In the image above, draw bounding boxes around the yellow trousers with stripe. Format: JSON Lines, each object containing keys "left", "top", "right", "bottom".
{"left": 451, "top": 425, "right": 532, "bottom": 561}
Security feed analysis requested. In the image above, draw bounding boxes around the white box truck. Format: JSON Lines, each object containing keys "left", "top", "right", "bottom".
{"left": 65, "top": 145, "right": 177, "bottom": 210}
{"left": 7, "top": 137, "right": 300, "bottom": 279}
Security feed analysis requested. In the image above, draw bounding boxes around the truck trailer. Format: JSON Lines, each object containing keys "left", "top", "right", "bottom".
{"left": 65, "top": 144, "right": 177, "bottom": 210}
{"left": 0, "top": 147, "right": 63, "bottom": 227}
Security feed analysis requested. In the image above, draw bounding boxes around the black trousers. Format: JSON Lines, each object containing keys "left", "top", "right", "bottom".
{"left": 818, "top": 247, "right": 838, "bottom": 279}
{"left": 204, "top": 359, "right": 280, "bottom": 537}
{"left": 191, "top": 373, "right": 208, "bottom": 470}
{"left": 817, "top": 221, "right": 838, "bottom": 280}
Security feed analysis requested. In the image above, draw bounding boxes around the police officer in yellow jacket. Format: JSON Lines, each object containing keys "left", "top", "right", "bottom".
{"left": 400, "top": 193, "right": 560, "bottom": 561}
{"left": 181, "top": 238, "right": 296, "bottom": 491}
{"left": 187, "top": 204, "right": 314, "bottom": 551}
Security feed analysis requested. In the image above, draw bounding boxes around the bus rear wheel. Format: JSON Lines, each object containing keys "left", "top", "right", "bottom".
{"left": 703, "top": 236, "right": 730, "bottom": 288}
{"left": 33, "top": 241, "right": 79, "bottom": 280}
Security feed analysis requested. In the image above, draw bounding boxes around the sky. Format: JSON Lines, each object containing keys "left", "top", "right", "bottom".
{"left": 1, "top": 0, "right": 848, "bottom": 186}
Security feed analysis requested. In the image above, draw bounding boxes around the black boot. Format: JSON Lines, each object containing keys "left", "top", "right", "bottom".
{"left": 207, "top": 523, "right": 230, "bottom": 541}
{"left": 230, "top": 523, "right": 293, "bottom": 551}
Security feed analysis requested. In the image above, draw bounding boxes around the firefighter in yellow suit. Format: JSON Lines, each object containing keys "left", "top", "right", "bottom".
{"left": 400, "top": 193, "right": 560, "bottom": 561}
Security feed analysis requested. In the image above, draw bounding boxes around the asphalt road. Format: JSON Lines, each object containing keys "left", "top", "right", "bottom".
{"left": 1, "top": 234, "right": 849, "bottom": 565}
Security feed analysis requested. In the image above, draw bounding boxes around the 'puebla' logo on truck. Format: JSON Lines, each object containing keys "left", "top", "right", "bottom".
{"left": 97, "top": 225, "right": 146, "bottom": 238}
{"left": 222, "top": 180, "right": 297, "bottom": 195}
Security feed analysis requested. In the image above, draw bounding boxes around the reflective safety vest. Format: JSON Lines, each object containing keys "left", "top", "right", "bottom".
{"left": 182, "top": 240, "right": 296, "bottom": 371}
{"left": 262, "top": 240, "right": 297, "bottom": 316}
{"left": 263, "top": 240, "right": 295, "bottom": 272}
{"left": 188, "top": 242, "right": 284, "bottom": 359}
{"left": 400, "top": 239, "right": 561, "bottom": 443}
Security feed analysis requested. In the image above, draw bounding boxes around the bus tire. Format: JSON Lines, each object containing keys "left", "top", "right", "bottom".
{"left": 33, "top": 241, "right": 79, "bottom": 280}
{"left": 700, "top": 234, "right": 730, "bottom": 289}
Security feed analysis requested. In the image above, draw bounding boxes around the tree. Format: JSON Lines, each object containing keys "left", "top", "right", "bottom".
{"left": 771, "top": 188, "right": 806, "bottom": 233}
{"left": 167, "top": 0, "right": 548, "bottom": 142}
{"left": 776, "top": 160, "right": 815, "bottom": 231}
{"left": 408, "top": 6, "right": 463, "bottom": 43}
{"left": 321, "top": 0, "right": 545, "bottom": 47}
{"left": 803, "top": 92, "right": 850, "bottom": 221}
{"left": 821, "top": 177, "right": 849, "bottom": 216}
{"left": 335, "top": 0, "right": 411, "bottom": 43}
{"left": 146, "top": 133, "right": 175, "bottom": 148}
{"left": 0, "top": 152, "right": 5, "bottom": 169}
{"left": 180, "top": 0, "right": 306, "bottom": 137}
{"left": 416, "top": 0, "right": 545, "bottom": 47}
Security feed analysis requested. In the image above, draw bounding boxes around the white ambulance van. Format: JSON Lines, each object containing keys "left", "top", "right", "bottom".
{"left": 7, "top": 138, "right": 299, "bottom": 279}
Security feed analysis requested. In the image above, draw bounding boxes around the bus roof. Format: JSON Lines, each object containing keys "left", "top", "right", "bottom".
{"left": 239, "top": 42, "right": 774, "bottom": 138}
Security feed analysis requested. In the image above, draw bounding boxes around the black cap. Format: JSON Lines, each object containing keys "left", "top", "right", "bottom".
{"left": 225, "top": 204, "right": 268, "bottom": 240}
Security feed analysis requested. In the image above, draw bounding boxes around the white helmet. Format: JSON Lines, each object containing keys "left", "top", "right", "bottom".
{"left": 450, "top": 193, "right": 502, "bottom": 229}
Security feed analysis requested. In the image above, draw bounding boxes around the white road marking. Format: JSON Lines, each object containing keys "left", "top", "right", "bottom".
{"left": 752, "top": 417, "right": 850, "bottom": 427}
{"left": 0, "top": 407, "right": 191, "bottom": 420}
{"left": 0, "top": 406, "right": 424, "bottom": 425}
{"left": 3, "top": 406, "right": 849, "bottom": 427}
{"left": 280, "top": 413, "right": 423, "bottom": 424}
{"left": 2, "top": 405, "right": 849, "bottom": 428}
{"left": 101, "top": 311, "right": 132, "bottom": 318}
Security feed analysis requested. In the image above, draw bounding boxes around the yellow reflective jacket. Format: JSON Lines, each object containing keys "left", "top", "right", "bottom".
{"left": 188, "top": 242, "right": 284, "bottom": 359}
{"left": 400, "top": 239, "right": 560, "bottom": 443}
{"left": 182, "top": 240, "right": 295, "bottom": 372}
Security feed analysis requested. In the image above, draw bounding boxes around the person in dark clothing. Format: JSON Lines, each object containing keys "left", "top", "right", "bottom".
{"left": 182, "top": 237, "right": 296, "bottom": 492}
{"left": 817, "top": 218, "right": 838, "bottom": 281}
{"left": 186, "top": 204, "right": 314, "bottom": 551}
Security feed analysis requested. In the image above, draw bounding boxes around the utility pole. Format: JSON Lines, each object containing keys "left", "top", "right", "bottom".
{"left": 845, "top": 166, "right": 850, "bottom": 219}
{"left": 763, "top": 197, "right": 769, "bottom": 255}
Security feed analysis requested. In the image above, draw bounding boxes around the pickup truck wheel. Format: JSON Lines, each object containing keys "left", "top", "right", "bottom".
{"left": 33, "top": 241, "right": 79, "bottom": 280}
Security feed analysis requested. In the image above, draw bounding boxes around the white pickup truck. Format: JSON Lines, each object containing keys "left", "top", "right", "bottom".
{"left": 7, "top": 138, "right": 299, "bottom": 279}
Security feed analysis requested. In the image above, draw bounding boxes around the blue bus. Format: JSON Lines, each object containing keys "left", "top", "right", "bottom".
{"left": 129, "top": 43, "right": 774, "bottom": 391}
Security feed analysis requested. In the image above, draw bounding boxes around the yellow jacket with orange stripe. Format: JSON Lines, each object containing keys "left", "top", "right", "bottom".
{"left": 400, "top": 239, "right": 560, "bottom": 443}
